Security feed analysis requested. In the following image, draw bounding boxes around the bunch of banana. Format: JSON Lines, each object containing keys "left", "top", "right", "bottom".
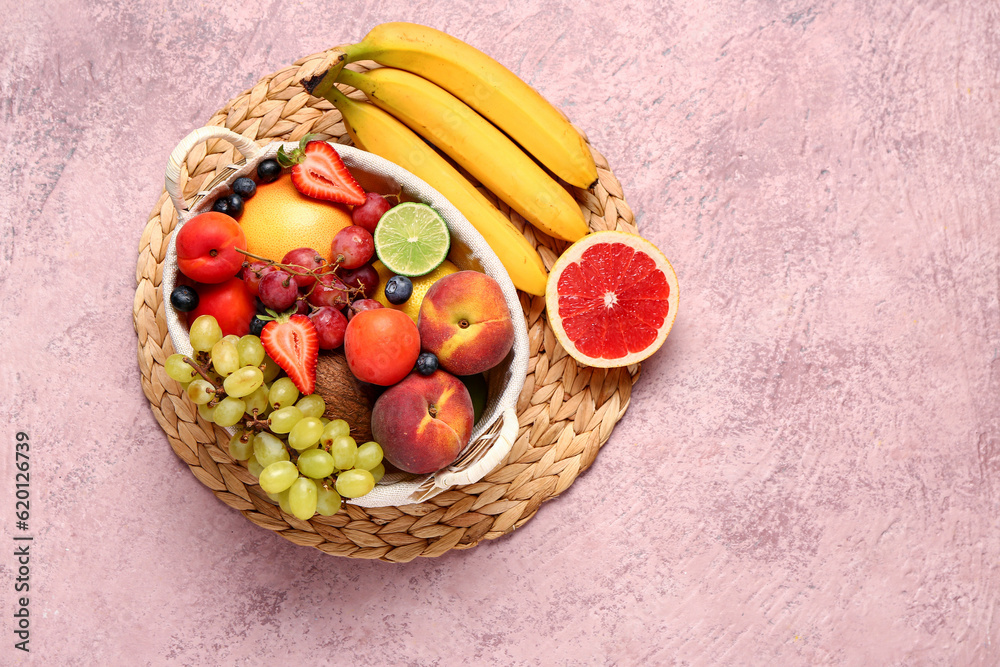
{"left": 305, "top": 23, "right": 599, "bottom": 294}
{"left": 326, "top": 85, "right": 549, "bottom": 296}
{"left": 314, "top": 22, "right": 598, "bottom": 190}
{"left": 335, "top": 66, "right": 588, "bottom": 244}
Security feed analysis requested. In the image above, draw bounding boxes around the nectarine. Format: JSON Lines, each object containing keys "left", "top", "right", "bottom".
{"left": 370, "top": 370, "right": 474, "bottom": 474}
{"left": 417, "top": 271, "right": 514, "bottom": 376}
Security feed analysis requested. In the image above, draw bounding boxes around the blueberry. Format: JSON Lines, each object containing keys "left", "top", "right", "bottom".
{"left": 232, "top": 177, "right": 256, "bottom": 200}
{"left": 225, "top": 193, "right": 244, "bottom": 218}
{"left": 211, "top": 197, "right": 230, "bottom": 214}
{"left": 249, "top": 316, "right": 267, "bottom": 337}
{"left": 415, "top": 352, "right": 438, "bottom": 376}
{"left": 170, "top": 285, "right": 199, "bottom": 312}
{"left": 257, "top": 159, "right": 281, "bottom": 183}
{"left": 255, "top": 297, "right": 268, "bottom": 316}
{"left": 384, "top": 275, "right": 413, "bottom": 305}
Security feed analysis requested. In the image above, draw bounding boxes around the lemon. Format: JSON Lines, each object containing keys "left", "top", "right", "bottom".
{"left": 373, "top": 259, "right": 459, "bottom": 322}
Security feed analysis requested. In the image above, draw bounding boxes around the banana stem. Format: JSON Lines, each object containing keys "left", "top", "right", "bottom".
{"left": 334, "top": 68, "right": 372, "bottom": 96}
{"left": 323, "top": 83, "right": 351, "bottom": 107}
{"left": 304, "top": 42, "right": 368, "bottom": 98}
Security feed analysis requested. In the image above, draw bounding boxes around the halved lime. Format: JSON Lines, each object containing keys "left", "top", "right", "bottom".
{"left": 373, "top": 202, "right": 451, "bottom": 277}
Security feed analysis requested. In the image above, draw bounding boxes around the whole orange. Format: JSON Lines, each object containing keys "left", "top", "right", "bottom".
{"left": 239, "top": 175, "right": 353, "bottom": 263}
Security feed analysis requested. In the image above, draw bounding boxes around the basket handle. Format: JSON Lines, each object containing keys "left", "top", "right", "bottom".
{"left": 165, "top": 126, "right": 263, "bottom": 215}
{"left": 433, "top": 407, "right": 520, "bottom": 488}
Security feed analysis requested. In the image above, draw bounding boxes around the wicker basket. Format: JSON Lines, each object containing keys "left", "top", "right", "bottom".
{"left": 134, "top": 50, "right": 641, "bottom": 561}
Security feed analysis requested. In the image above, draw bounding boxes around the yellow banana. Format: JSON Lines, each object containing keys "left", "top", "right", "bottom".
{"left": 324, "top": 86, "right": 548, "bottom": 296}
{"left": 312, "top": 22, "right": 597, "bottom": 190}
{"left": 336, "top": 67, "right": 588, "bottom": 243}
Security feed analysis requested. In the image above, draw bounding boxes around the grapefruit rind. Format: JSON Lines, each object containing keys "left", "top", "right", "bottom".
{"left": 545, "top": 231, "right": 679, "bottom": 368}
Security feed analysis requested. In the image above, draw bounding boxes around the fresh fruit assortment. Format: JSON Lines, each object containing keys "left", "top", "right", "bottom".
{"left": 169, "top": 135, "right": 516, "bottom": 509}
{"left": 165, "top": 22, "right": 681, "bottom": 514}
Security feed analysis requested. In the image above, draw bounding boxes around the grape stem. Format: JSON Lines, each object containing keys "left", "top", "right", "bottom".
{"left": 237, "top": 248, "right": 339, "bottom": 279}
{"left": 237, "top": 249, "right": 368, "bottom": 305}
{"left": 243, "top": 409, "right": 270, "bottom": 434}
{"left": 182, "top": 356, "right": 225, "bottom": 405}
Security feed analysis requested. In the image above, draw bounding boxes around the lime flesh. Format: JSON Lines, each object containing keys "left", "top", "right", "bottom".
{"left": 373, "top": 202, "right": 451, "bottom": 277}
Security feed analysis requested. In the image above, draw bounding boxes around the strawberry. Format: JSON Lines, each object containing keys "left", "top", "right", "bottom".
{"left": 277, "top": 135, "right": 365, "bottom": 206}
{"left": 260, "top": 313, "right": 319, "bottom": 395}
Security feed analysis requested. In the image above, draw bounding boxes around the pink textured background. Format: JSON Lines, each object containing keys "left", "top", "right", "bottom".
{"left": 2, "top": 0, "right": 999, "bottom": 664}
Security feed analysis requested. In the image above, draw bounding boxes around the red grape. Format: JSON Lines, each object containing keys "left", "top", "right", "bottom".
{"left": 293, "top": 295, "right": 311, "bottom": 315}
{"left": 352, "top": 192, "right": 392, "bottom": 233}
{"left": 308, "top": 273, "right": 350, "bottom": 309}
{"left": 258, "top": 269, "right": 298, "bottom": 311}
{"left": 331, "top": 226, "right": 374, "bottom": 270}
{"left": 281, "top": 247, "right": 328, "bottom": 288}
{"left": 242, "top": 262, "right": 278, "bottom": 297}
{"left": 310, "top": 307, "right": 348, "bottom": 349}
{"left": 348, "top": 299, "right": 383, "bottom": 320}
{"left": 339, "top": 264, "right": 379, "bottom": 300}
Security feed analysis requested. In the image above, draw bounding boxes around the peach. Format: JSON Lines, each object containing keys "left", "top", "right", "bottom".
{"left": 370, "top": 370, "right": 474, "bottom": 474}
{"left": 417, "top": 271, "right": 515, "bottom": 376}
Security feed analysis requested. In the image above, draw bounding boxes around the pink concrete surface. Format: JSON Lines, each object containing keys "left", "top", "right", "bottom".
{"left": 1, "top": 0, "right": 998, "bottom": 664}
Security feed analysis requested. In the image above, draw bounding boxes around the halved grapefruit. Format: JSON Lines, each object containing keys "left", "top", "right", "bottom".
{"left": 545, "top": 231, "right": 679, "bottom": 368}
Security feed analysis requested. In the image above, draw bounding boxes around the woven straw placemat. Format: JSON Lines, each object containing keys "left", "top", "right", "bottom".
{"left": 133, "top": 49, "right": 641, "bottom": 562}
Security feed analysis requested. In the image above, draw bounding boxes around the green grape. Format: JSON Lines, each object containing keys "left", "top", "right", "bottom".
{"left": 268, "top": 377, "right": 300, "bottom": 409}
{"left": 295, "top": 394, "right": 326, "bottom": 419}
{"left": 370, "top": 463, "right": 385, "bottom": 484}
{"left": 223, "top": 366, "right": 264, "bottom": 398}
{"left": 165, "top": 354, "right": 198, "bottom": 383}
{"left": 277, "top": 488, "right": 293, "bottom": 514}
{"left": 335, "top": 469, "right": 375, "bottom": 498}
{"left": 243, "top": 385, "right": 270, "bottom": 416}
{"left": 320, "top": 417, "right": 331, "bottom": 426}
{"left": 259, "top": 461, "right": 299, "bottom": 494}
{"left": 189, "top": 315, "right": 223, "bottom": 352}
{"left": 260, "top": 354, "right": 282, "bottom": 384}
{"left": 355, "top": 441, "right": 384, "bottom": 471}
{"left": 214, "top": 396, "right": 247, "bottom": 427}
{"left": 315, "top": 484, "right": 342, "bottom": 516}
{"left": 288, "top": 417, "right": 324, "bottom": 451}
{"left": 198, "top": 403, "right": 216, "bottom": 423}
{"left": 288, "top": 477, "right": 318, "bottom": 520}
{"left": 331, "top": 435, "right": 357, "bottom": 470}
{"left": 187, "top": 379, "right": 217, "bottom": 405}
{"left": 247, "top": 454, "right": 264, "bottom": 478}
{"left": 228, "top": 431, "right": 255, "bottom": 461}
{"left": 320, "top": 419, "right": 350, "bottom": 447}
{"left": 210, "top": 340, "right": 240, "bottom": 377}
{"left": 253, "top": 432, "right": 290, "bottom": 467}
{"left": 269, "top": 406, "right": 304, "bottom": 434}
{"left": 297, "top": 448, "right": 335, "bottom": 479}
{"left": 237, "top": 335, "right": 266, "bottom": 367}
{"left": 222, "top": 334, "right": 240, "bottom": 345}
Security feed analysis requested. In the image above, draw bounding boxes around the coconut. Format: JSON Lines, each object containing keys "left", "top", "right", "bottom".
{"left": 313, "top": 351, "right": 380, "bottom": 442}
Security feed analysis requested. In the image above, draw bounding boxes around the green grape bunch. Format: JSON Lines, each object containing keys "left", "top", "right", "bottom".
{"left": 167, "top": 314, "right": 387, "bottom": 518}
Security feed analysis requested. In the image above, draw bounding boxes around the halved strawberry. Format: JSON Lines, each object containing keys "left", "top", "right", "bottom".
{"left": 260, "top": 313, "right": 319, "bottom": 395}
{"left": 278, "top": 135, "right": 365, "bottom": 206}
